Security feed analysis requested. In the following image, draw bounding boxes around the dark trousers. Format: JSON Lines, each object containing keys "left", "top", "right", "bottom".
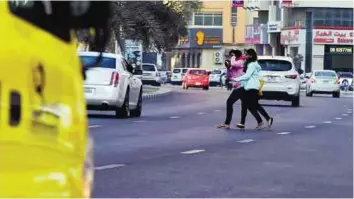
{"left": 243, "top": 89, "right": 270, "bottom": 124}
{"left": 224, "top": 88, "right": 247, "bottom": 125}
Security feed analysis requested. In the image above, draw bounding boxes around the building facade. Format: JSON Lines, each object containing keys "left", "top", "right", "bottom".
{"left": 169, "top": 0, "right": 250, "bottom": 71}
{"left": 244, "top": 0, "right": 354, "bottom": 73}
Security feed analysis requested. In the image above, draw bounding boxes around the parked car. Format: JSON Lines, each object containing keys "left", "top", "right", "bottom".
{"left": 79, "top": 52, "right": 143, "bottom": 118}
{"left": 305, "top": 70, "right": 340, "bottom": 98}
{"left": 209, "top": 68, "right": 226, "bottom": 87}
{"left": 182, "top": 68, "right": 210, "bottom": 90}
{"left": 142, "top": 63, "right": 161, "bottom": 86}
{"left": 337, "top": 72, "right": 353, "bottom": 91}
{"left": 171, "top": 68, "right": 189, "bottom": 85}
{"left": 257, "top": 56, "right": 302, "bottom": 107}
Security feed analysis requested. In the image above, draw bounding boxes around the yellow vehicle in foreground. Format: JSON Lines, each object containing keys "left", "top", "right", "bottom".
{"left": 0, "top": 1, "right": 111, "bottom": 197}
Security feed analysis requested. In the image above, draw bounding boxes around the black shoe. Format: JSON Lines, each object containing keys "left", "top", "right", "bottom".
{"left": 267, "top": 117, "right": 273, "bottom": 128}
{"left": 236, "top": 123, "right": 245, "bottom": 129}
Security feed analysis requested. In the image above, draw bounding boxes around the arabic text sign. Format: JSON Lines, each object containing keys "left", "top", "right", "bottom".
{"left": 280, "top": 29, "right": 305, "bottom": 45}
{"left": 232, "top": 0, "right": 244, "bottom": 7}
{"left": 313, "top": 29, "right": 354, "bottom": 45}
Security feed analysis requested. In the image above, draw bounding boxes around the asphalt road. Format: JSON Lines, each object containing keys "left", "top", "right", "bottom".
{"left": 88, "top": 86, "right": 353, "bottom": 198}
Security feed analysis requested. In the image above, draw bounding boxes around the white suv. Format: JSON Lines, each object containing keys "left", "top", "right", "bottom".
{"left": 258, "top": 56, "right": 302, "bottom": 107}
{"left": 142, "top": 63, "right": 161, "bottom": 86}
{"left": 171, "top": 68, "right": 189, "bottom": 85}
{"left": 79, "top": 52, "right": 143, "bottom": 118}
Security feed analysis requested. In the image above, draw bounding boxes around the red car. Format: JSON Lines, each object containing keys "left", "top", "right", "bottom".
{"left": 182, "top": 68, "right": 210, "bottom": 90}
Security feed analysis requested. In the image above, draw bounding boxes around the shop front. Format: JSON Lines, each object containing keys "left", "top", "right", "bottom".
{"left": 171, "top": 28, "right": 223, "bottom": 70}
{"left": 280, "top": 28, "right": 306, "bottom": 70}
{"left": 312, "top": 28, "right": 354, "bottom": 72}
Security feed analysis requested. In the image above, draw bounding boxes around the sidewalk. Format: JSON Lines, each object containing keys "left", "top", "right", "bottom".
{"left": 143, "top": 85, "right": 172, "bottom": 100}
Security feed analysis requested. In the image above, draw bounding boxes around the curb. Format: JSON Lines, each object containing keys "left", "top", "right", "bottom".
{"left": 142, "top": 87, "right": 172, "bottom": 101}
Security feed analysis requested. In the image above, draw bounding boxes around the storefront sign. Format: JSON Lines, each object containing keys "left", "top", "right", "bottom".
{"left": 232, "top": 0, "right": 244, "bottom": 7}
{"left": 281, "top": 29, "right": 305, "bottom": 45}
{"left": 328, "top": 46, "right": 353, "bottom": 54}
{"left": 281, "top": 0, "right": 293, "bottom": 8}
{"left": 189, "top": 28, "right": 223, "bottom": 49}
{"left": 313, "top": 29, "right": 354, "bottom": 45}
{"left": 268, "top": 22, "right": 281, "bottom": 33}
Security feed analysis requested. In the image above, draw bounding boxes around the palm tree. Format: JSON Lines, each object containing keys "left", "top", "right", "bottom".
{"left": 77, "top": 1, "right": 201, "bottom": 52}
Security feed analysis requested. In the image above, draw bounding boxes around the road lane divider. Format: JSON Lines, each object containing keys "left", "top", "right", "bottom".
{"left": 133, "top": 120, "right": 147, "bottom": 123}
{"left": 169, "top": 116, "right": 180, "bottom": 119}
{"left": 94, "top": 164, "right": 125, "bottom": 171}
{"left": 342, "top": 114, "right": 348, "bottom": 116}
{"left": 89, "top": 125, "right": 102, "bottom": 128}
{"left": 180, "top": 149, "right": 205, "bottom": 154}
{"left": 197, "top": 112, "right": 206, "bottom": 115}
{"left": 237, "top": 139, "right": 254, "bottom": 143}
{"left": 277, "top": 132, "right": 291, "bottom": 135}
{"left": 323, "top": 121, "right": 332, "bottom": 124}
{"left": 335, "top": 117, "right": 342, "bottom": 120}
{"left": 305, "top": 125, "right": 316, "bottom": 129}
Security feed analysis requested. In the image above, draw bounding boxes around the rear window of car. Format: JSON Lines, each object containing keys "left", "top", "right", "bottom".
{"left": 258, "top": 60, "right": 292, "bottom": 71}
{"left": 315, "top": 71, "right": 337, "bottom": 77}
{"left": 142, "top": 64, "right": 156, "bottom": 72}
{"left": 80, "top": 56, "right": 116, "bottom": 69}
{"left": 173, "top": 69, "right": 181, "bottom": 73}
{"left": 212, "top": 70, "right": 222, "bottom": 74}
{"left": 182, "top": 69, "right": 188, "bottom": 73}
{"left": 189, "top": 70, "right": 207, "bottom": 75}
{"left": 339, "top": 73, "right": 353, "bottom": 78}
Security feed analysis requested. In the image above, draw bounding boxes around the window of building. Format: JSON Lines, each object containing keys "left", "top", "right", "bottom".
{"left": 313, "top": 8, "right": 353, "bottom": 28}
{"left": 231, "top": 7, "right": 237, "bottom": 26}
{"left": 193, "top": 12, "right": 223, "bottom": 26}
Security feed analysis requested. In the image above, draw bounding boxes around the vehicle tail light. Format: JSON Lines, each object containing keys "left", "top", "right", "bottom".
{"left": 110, "top": 72, "right": 119, "bottom": 87}
{"left": 285, "top": 74, "right": 297, "bottom": 79}
{"left": 311, "top": 79, "right": 316, "bottom": 84}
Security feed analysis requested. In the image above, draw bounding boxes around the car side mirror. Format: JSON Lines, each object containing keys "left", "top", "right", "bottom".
{"left": 297, "top": 68, "right": 304, "bottom": 75}
{"left": 207, "top": 71, "right": 211, "bottom": 75}
{"left": 133, "top": 69, "right": 143, "bottom": 75}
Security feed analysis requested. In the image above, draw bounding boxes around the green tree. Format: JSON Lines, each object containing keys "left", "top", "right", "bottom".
{"left": 77, "top": 1, "right": 201, "bottom": 52}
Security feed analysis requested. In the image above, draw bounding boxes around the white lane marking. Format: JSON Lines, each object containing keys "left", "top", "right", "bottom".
{"left": 180, "top": 149, "right": 205, "bottom": 154}
{"left": 348, "top": 109, "right": 352, "bottom": 111}
{"left": 344, "top": 105, "right": 348, "bottom": 107}
{"left": 133, "top": 120, "right": 147, "bottom": 123}
{"left": 305, "top": 125, "right": 316, "bottom": 129}
{"left": 335, "top": 117, "right": 342, "bottom": 120}
{"left": 169, "top": 116, "right": 180, "bottom": 119}
{"left": 89, "top": 125, "right": 102, "bottom": 128}
{"left": 347, "top": 111, "right": 352, "bottom": 113}
{"left": 323, "top": 121, "right": 332, "bottom": 124}
{"left": 94, "top": 164, "right": 125, "bottom": 171}
{"left": 197, "top": 112, "right": 206, "bottom": 115}
{"left": 342, "top": 114, "right": 349, "bottom": 116}
{"left": 214, "top": 110, "right": 221, "bottom": 112}
{"left": 277, "top": 132, "right": 291, "bottom": 135}
{"left": 238, "top": 139, "right": 254, "bottom": 143}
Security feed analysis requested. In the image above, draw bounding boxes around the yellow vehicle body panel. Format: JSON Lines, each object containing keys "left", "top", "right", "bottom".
{"left": 0, "top": 2, "right": 91, "bottom": 197}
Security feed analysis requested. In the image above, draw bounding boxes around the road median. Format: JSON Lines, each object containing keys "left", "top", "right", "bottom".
{"left": 143, "top": 85, "right": 172, "bottom": 100}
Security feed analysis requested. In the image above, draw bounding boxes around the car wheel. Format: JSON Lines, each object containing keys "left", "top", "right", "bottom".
{"left": 131, "top": 88, "right": 142, "bottom": 117}
{"left": 115, "top": 89, "right": 130, "bottom": 118}
{"left": 306, "top": 88, "right": 313, "bottom": 97}
{"left": 203, "top": 86, "right": 209, "bottom": 90}
{"left": 291, "top": 94, "right": 300, "bottom": 107}
{"left": 332, "top": 91, "right": 340, "bottom": 98}
{"left": 155, "top": 82, "right": 161, "bottom": 87}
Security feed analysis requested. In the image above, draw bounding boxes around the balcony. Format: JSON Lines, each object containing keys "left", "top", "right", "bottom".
{"left": 283, "top": 20, "right": 305, "bottom": 29}
{"left": 243, "top": 0, "right": 270, "bottom": 11}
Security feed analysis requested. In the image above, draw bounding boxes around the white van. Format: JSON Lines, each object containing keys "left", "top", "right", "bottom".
{"left": 142, "top": 63, "right": 161, "bottom": 86}
{"left": 171, "top": 68, "right": 189, "bottom": 85}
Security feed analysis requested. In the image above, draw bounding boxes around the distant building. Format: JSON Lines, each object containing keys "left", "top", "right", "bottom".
{"left": 243, "top": 0, "right": 353, "bottom": 72}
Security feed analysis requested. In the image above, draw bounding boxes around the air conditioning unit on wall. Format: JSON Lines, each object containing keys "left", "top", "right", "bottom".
{"left": 213, "top": 51, "right": 223, "bottom": 64}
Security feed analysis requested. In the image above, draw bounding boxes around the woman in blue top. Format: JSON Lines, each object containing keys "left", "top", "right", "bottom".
{"left": 234, "top": 49, "right": 273, "bottom": 129}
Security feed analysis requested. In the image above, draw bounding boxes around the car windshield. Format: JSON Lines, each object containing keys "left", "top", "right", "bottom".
{"left": 80, "top": 56, "right": 116, "bottom": 69}
{"left": 315, "top": 71, "right": 337, "bottom": 78}
{"left": 212, "top": 70, "right": 222, "bottom": 74}
{"left": 173, "top": 69, "right": 181, "bottom": 73}
{"left": 258, "top": 60, "right": 292, "bottom": 71}
{"left": 189, "top": 70, "right": 207, "bottom": 75}
{"left": 182, "top": 69, "right": 188, "bottom": 73}
{"left": 142, "top": 64, "right": 156, "bottom": 72}
{"left": 339, "top": 73, "right": 353, "bottom": 78}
